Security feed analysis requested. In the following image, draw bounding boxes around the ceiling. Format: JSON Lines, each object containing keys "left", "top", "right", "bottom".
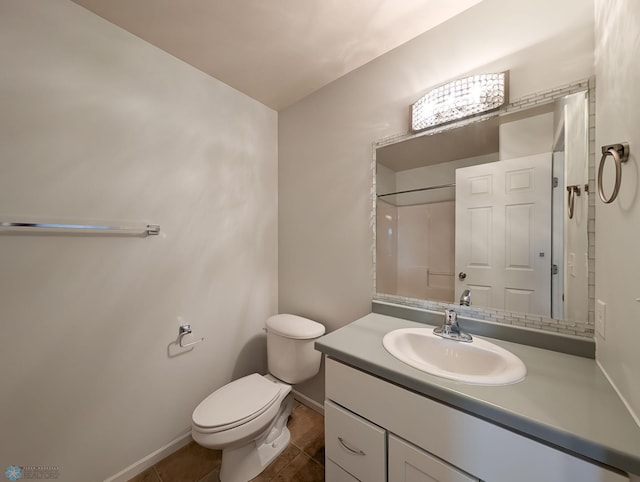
{"left": 71, "top": 0, "right": 482, "bottom": 110}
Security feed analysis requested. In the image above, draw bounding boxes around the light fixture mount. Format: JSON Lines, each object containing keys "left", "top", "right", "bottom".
{"left": 411, "top": 72, "right": 508, "bottom": 132}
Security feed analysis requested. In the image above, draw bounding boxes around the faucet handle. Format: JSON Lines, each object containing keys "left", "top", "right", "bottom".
{"left": 445, "top": 309, "right": 457, "bottom": 323}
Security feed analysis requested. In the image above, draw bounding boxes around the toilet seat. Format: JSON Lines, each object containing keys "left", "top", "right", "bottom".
{"left": 192, "top": 374, "right": 282, "bottom": 433}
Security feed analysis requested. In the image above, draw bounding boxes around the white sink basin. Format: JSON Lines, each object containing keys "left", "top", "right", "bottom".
{"left": 382, "top": 328, "right": 526, "bottom": 385}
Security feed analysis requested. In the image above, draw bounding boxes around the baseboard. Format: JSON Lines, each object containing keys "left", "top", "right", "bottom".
{"left": 104, "top": 393, "right": 323, "bottom": 482}
{"left": 292, "top": 389, "right": 324, "bottom": 415}
{"left": 103, "top": 430, "right": 192, "bottom": 482}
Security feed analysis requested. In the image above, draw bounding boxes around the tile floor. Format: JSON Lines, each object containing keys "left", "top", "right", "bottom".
{"left": 128, "top": 401, "right": 324, "bottom": 482}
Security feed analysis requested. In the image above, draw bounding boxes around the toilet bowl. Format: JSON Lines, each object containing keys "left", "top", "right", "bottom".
{"left": 191, "top": 314, "right": 325, "bottom": 482}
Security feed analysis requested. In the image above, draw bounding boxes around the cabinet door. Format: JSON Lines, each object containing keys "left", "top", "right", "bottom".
{"left": 325, "top": 400, "right": 386, "bottom": 482}
{"left": 389, "top": 434, "right": 478, "bottom": 482}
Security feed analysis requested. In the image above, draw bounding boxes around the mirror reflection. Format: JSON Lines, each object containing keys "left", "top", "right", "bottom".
{"left": 376, "top": 90, "right": 589, "bottom": 321}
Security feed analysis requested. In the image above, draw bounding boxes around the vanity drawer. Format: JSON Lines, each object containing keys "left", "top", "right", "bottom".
{"left": 326, "top": 460, "right": 361, "bottom": 482}
{"left": 325, "top": 399, "right": 386, "bottom": 482}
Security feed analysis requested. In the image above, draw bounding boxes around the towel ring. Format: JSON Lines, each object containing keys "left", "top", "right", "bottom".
{"left": 566, "top": 185, "right": 581, "bottom": 219}
{"left": 598, "top": 143, "right": 630, "bottom": 204}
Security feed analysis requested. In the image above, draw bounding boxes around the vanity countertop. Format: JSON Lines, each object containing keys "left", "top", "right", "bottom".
{"left": 315, "top": 313, "right": 640, "bottom": 476}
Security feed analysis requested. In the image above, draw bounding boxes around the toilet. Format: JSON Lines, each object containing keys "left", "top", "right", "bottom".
{"left": 191, "top": 314, "right": 325, "bottom": 482}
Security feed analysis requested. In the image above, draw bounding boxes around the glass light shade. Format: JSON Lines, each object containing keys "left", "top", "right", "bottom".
{"left": 411, "top": 72, "right": 507, "bottom": 131}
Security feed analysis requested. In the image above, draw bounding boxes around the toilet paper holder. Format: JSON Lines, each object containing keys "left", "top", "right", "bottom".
{"left": 179, "top": 324, "right": 204, "bottom": 348}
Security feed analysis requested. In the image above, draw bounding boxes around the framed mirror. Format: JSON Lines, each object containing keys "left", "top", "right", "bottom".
{"left": 374, "top": 80, "right": 594, "bottom": 336}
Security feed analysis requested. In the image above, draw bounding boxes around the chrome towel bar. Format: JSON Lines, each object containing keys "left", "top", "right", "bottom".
{"left": 0, "top": 221, "right": 160, "bottom": 236}
{"left": 598, "top": 142, "right": 630, "bottom": 204}
{"left": 377, "top": 183, "right": 455, "bottom": 198}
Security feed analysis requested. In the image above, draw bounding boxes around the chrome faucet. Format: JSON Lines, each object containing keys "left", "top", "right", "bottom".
{"left": 433, "top": 309, "right": 473, "bottom": 342}
{"left": 459, "top": 289, "right": 471, "bottom": 306}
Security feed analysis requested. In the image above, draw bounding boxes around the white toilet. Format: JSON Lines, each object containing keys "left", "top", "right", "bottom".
{"left": 191, "top": 314, "right": 325, "bottom": 482}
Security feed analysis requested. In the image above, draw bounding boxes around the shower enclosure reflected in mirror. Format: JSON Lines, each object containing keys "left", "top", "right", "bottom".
{"left": 375, "top": 86, "right": 591, "bottom": 323}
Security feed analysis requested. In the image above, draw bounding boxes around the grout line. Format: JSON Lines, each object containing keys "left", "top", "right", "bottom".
{"left": 308, "top": 457, "right": 324, "bottom": 469}
{"left": 267, "top": 453, "right": 294, "bottom": 482}
{"left": 196, "top": 467, "right": 218, "bottom": 482}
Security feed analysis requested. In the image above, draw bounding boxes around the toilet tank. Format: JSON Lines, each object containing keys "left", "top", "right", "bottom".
{"left": 266, "top": 314, "right": 325, "bottom": 384}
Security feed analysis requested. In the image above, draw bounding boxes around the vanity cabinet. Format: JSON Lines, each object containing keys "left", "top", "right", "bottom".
{"left": 324, "top": 357, "right": 630, "bottom": 482}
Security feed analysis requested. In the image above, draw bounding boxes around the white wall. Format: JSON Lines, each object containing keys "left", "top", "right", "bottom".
{"left": 563, "top": 93, "right": 590, "bottom": 323}
{"left": 0, "top": 2, "right": 278, "bottom": 481}
{"left": 279, "top": 0, "right": 594, "bottom": 403}
{"left": 396, "top": 201, "right": 455, "bottom": 302}
{"left": 499, "top": 112, "right": 554, "bottom": 160}
{"left": 376, "top": 200, "right": 398, "bottom": 295}
{"left": 376, "top": 162, "right": 397, "bottom": 195}
{"left": 394, "top": 153, "right": 496, "bottom": 206}
{"left": 594, "top": 0, "right": 640, "bottom": 423}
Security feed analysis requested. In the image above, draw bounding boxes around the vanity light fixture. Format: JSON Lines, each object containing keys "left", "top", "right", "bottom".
{"left": 411, "top": 72, "right": 508, "bottom": 131}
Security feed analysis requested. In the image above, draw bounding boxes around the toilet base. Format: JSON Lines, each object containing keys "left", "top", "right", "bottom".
{"left": 219, "top": 394, "right": 294, "bottom": 482}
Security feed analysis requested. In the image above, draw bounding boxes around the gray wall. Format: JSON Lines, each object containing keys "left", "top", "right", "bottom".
{"left": 594, "top": 0, "right": 640, "bottom": 424}
{"left": 0, "top": 1, "right": 278, "bottom": 480}
{"left": 279, "top": 0, "right": 595, "bottom": 403}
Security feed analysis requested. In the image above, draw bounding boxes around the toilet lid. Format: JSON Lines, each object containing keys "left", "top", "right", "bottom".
{"left": 192, "top": 374, "right": 281, "bottom": 430}
{"left": 266, "top": 314, "right": 325, "bottom": 339}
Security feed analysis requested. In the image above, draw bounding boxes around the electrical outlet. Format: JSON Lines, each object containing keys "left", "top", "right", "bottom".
{"left": 596, "top": 300, "right": 606, "bottom": 339}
